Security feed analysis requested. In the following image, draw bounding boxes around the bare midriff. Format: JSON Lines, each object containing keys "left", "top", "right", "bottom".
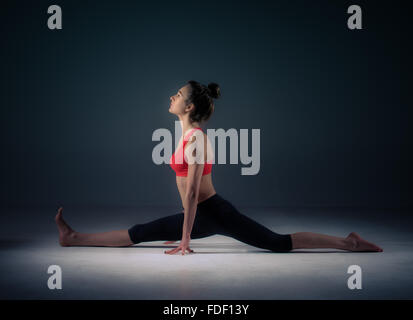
{"left": 176, "top": 174, "right": 216, "bottom": 209}
{"left": 173, "top": 129, "right": 216, "bottom": 209}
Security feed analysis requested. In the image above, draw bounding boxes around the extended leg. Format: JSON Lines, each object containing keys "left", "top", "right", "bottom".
{"left": 55, "top": 206, "right": 220, "bottom": 247}
{"left": 291, "top": 231, "right": 383, "bottom": 252}
{"left": 210, "top": 200, "right": 383, "bottom": 252}
{"left": 55, "top": 207, "right": 133, "bottom": 247}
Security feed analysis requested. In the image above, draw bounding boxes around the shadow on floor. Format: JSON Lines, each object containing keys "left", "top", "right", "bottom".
{"left": 121, "top": 244, "right": 354, "bottom": 254}
{"left": 11, "top": 239, "right": 375, "bottom": 254}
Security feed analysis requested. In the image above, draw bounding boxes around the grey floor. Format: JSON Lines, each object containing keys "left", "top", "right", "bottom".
{"left": 0, "top": 205, "right": 412, "bottom": 299}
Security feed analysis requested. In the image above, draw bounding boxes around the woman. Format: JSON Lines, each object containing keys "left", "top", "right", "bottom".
{"left": 55, "top": 80, "right": 383, "bottom": 255}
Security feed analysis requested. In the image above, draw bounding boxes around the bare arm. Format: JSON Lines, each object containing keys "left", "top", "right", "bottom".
{"left": 164, "top": 132, "right": 206, "bottom": 255}
{"left": 182, "top": 134, "right": 206, "bottom": 238}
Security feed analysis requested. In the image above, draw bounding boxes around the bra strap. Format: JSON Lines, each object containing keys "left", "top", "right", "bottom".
{"left": 183, "top": 127, "right": 202, "bottom": 142}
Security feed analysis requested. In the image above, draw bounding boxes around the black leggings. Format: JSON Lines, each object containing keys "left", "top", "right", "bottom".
{"left": 128, "top": 193, "right": 293, "bottom": 253}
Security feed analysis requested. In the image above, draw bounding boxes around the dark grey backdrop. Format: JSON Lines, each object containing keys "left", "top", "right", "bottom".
{"left": 1, "top": 0, "right": 412, "bottom": 209}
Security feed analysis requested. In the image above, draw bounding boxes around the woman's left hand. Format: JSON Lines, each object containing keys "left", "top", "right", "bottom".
{"left": 164, "top": 236, "right": 194, "bottom": 255}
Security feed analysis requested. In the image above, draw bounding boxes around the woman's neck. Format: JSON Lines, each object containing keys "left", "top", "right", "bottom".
{"left": 178, "top": 118, "right": 201, "bottom": 137}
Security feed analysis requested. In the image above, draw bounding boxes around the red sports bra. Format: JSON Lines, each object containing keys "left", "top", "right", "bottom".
{"left": 170, "top": 127, "right": 212, "bottom": 177}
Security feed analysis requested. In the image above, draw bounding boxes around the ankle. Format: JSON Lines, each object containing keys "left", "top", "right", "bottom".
{"left": 343, "top": 237, "right": 356, "bottom": 250}
{"left": 62, "top": 231, "right": 79, "bottom": 246}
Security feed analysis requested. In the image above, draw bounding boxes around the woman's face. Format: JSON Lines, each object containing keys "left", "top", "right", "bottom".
{"left": 169, "top": 84, "right": 191, "bottom": 116}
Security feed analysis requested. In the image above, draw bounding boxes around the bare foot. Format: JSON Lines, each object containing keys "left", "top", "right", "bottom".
{"left": 346, "top": 232, "right": 383, "bottom": 252}
{"left": 55, "top": 207, "right": 77, "bottom": 246}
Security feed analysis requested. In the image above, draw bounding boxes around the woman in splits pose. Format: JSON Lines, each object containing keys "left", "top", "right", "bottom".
{"left": 55, "top": 80, "right": 383, "bottom": 255}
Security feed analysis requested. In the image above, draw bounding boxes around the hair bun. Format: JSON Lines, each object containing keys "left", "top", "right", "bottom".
{"left": 207, "top": 82, "right": 221, "bottom": 99}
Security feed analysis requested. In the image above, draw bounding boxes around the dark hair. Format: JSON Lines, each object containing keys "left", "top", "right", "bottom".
{"left": 186, "top": 80, "right": 221, "bottom": 123}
